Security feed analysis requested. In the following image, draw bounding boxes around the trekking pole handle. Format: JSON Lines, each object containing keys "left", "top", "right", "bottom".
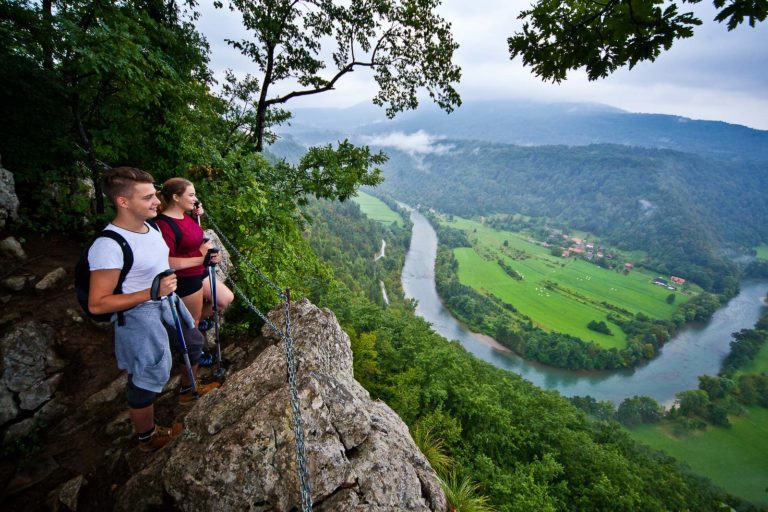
{"left": 151, "top": 268, "right": 176, "bottom": 301}
{"left": 203, "top": 247, "right": 220, "bottom": 267}
{"left": 193, "top": 201, "right": 202, "bottom": 226}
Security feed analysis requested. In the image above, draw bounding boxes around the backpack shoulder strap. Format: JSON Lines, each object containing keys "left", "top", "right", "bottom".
{"left": 97, "top": 230, "right": 133, "bottom": 326}
{"left": 97, "top": 230, "right": 133, "bottom": 294}
{"left": 154, "top": 213, "right": 183, "bottom": 251}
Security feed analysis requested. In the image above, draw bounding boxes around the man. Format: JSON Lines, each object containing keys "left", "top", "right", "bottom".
{"left": 87, "top": 167, "right": 212, "bottom": 451}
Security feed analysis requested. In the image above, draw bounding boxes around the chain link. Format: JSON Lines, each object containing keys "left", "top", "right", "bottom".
{"left": 207, "top": 220, "right": 313, "bottom": 511}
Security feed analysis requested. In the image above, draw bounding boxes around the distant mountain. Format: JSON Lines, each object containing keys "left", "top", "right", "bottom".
{"left": 277, "top": 100, "right": 768, "bottom": 162}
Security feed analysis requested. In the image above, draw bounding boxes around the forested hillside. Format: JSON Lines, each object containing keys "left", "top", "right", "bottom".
{"left": 373, "top": 141, "right": 768, "bottom": 293}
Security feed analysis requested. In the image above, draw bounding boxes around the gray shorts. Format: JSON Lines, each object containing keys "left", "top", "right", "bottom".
{"left": 114, "top": 301, "right": 172, "bottom": 393}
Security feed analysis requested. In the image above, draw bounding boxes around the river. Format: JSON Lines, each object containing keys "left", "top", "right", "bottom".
{"left": 401, "top": 208, "right": 768, "bottom": 405}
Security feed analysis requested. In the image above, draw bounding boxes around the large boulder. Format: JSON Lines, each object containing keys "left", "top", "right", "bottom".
{"left": 119, "top": 299, "right": 446, "bottom": 511}
{"left": 0, "top": 322, "right": 66, "bottom": 433}
{"left": 0, "top": 156, "right": 20, "bottom": 230}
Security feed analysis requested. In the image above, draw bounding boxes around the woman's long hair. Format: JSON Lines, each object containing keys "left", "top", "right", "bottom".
{"left": 158, "top": 177, "right": 193, "bottom": 212}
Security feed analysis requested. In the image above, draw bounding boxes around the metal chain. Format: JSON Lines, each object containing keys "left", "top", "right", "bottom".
{"left": 206, "top": 228, "right": 313, "bottom": 511}
{"left": 284, "top": 290, "right": 313, "bottom": 511}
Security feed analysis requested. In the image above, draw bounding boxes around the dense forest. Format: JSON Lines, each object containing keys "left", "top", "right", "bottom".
{"left": 374, "top": 141, "right": 768, "bottom": 294}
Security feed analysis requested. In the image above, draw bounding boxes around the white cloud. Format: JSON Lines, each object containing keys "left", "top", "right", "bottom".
{"left": 362, "top": 131, "right": 453, "bottom": 155}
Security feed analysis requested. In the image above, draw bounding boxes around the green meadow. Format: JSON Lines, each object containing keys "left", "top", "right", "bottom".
{"left": 630, "top": 407, "right": 768, "bottom": 507}
{"left": 755, "top": 245, "right": 768, "bottom": 261}
{"left": 443, "top": 216, "right": 689, "bottom": 348}
{"left": 352, "top": 190, "right": 404, "bottom": 227}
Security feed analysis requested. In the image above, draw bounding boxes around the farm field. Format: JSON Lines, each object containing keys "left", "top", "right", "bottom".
{"left": 352, "top": 191, "right": 403, "bottom": 227}
{"left": 756, "top": 244, "right": 768, "bottom": 261}
{"left": 443, "top": 216, "right": 690, "bottom": 348}
{"left": 630, "top": 407, "right": 768, "bottom": 507}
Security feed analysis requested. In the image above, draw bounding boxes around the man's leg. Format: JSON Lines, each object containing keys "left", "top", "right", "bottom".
{"left": 129, "top": 403, "right": 155, "bottom": 433}
{"left": 127, "top": 375, "right": 181, "bottom": 451}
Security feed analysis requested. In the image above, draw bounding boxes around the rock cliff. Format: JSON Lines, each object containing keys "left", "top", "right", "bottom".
{"left": 118, "top": 299, "right": 446, "bottom": 511}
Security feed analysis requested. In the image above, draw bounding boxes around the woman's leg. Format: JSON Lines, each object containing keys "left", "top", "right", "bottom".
{"left": 201, "top": 275, "right": 234, "bottom": 320}
{"left": 180, "top": 288, "right": 204, "bottom": 326}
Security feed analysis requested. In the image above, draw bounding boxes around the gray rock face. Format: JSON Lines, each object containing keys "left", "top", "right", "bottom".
{"left": 1, "top": 322, "right": 65, "bottom": 434}
{"left": 47, "top": 474, "right": 88, "bottom": 512}
{"left": 0, "top": 236, "right": 26, "bottom": 260}
{"left": 0, "top": 162, "right": 20, "bottom": 229}
{"left": 119, "top": 299, "right": 446, "bottom": 512}
{"left": 0, "top": 387, "right": 19, "bottom": 427}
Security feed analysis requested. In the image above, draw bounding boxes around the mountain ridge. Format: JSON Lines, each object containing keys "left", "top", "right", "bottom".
{"left": 278, "top": 99, "right": 768, "bottom": 162}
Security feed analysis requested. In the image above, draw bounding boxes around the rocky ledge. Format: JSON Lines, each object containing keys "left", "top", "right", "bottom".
{"left": 118, "top": 299, "right": 446, "bottom": 511}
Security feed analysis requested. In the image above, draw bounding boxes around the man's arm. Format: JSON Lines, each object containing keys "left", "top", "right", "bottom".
{"left": 88, "top": 269, "right": 177, "bottom": 315}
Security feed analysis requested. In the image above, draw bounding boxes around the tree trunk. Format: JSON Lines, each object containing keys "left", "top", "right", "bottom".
{"left": 254, "top": 43, "right": 276, "bottom": 153}
{"left": 71, "top": 94, "right": 104, "bottom": 214}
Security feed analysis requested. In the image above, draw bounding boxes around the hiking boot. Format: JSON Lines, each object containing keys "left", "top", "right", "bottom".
{"left": 198, "top": 351, "right": 217, "bottom": 367}
{"left": 178, "top": 381, "right": 220, "bottom": 405}
{"left": 198, "top": 318, "right": 213, "bottom": 332}
{"left": 138, "top": 423, "right": 182, "bottom": 452}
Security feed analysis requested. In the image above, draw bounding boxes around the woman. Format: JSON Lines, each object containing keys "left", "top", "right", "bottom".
{"left": 157, "top": 178, "right": 234, "bottom": 370}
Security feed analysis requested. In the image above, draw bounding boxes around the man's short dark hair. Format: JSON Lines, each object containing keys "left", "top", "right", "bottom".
{"left": 103, "top": 167, "right": 155, "bottom": 205}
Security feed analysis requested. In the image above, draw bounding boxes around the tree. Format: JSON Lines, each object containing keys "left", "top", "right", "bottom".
{"left": 508, "top": 0, "right": 768, "bottom": 82}
{"left": 1, "top": 0, "right": 213, "bottom": 216}
{"left": 220, "top": 0, "right": 462, "bottom": 151}
{"left": 618, "top": 396, "right": 663, "bottom": 427}
{"left": 676, "top": 389, "right": 710, "bottom": 418}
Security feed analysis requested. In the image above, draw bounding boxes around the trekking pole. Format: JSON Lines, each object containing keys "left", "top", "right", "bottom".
{"left": 170, "top": 292, "right": 198, "bottom": 396}
{"left": 154, "top": 268, "right": 198, "bottom": 396}
{"left": 205, "top": 248, "right": 225, "bottom": 382}
{"left": 194, "top": 200, "right": 202, "bottom": 227}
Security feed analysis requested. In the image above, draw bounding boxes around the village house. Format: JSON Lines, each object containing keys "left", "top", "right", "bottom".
{"left": 671, "top": 276, "right": 686, "bottom": 285}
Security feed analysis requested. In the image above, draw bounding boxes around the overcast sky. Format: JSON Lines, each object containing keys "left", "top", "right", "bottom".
{"left": 196, "top": 1, "right": 768, "bottom": 130}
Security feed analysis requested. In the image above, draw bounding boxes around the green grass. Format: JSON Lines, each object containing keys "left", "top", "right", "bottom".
{"left": 352, "top": 191, "right": 403, "bottom": 227}
{"left": 755, "top": 245, "right": 768, "bottom": 261}
{"left": 444, "top": 216, "right": 689, "bottom": 349}
{"left": 629, "top": 407, "right": 768, "bottom": 507}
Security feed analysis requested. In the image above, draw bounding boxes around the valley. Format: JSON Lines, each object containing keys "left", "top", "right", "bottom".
{"left": 352, "top": 194, "right": 768, "bottom": 507}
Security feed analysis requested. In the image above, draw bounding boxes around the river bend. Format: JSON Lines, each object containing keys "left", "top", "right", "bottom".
{"left": 401, "top": 208, "right": 768, "bottom": 405}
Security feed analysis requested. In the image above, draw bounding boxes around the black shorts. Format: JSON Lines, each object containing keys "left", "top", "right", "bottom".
{"left": 176, "top": 270, "right": 206, "bottom": 298}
